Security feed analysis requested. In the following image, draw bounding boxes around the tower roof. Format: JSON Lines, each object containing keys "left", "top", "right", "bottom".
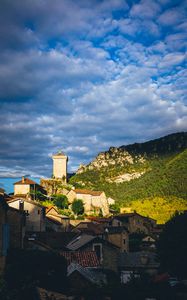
{"left": 53, "top": 150, "right": 66, "bottom": 157}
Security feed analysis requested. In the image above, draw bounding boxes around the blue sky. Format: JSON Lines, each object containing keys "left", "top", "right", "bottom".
{"left": 0, "top": 0, "right": 186, "bottom": 177}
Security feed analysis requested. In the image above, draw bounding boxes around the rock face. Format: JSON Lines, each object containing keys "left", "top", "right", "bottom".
{"left": 107, "top": 171, "right": 145, "bottom": 183}
{"left": 40, "top": 179, "right": 71, "bottom": 195}
{"left": 76, "top": 147, "right": 146, "bottom": 183}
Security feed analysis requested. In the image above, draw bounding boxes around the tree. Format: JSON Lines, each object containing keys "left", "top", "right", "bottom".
{"left": 52, "top": 194, "right": 68, "bottom": 209}
{"left": 157, "top": 212, "right": 187, "bottom": 278}
{"left": 72, "top": 199, "right": 84, "bottom": 215}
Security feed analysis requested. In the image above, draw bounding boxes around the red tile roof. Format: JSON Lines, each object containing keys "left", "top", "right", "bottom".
{"left": 60, "top": 251, "right": 100, "bottom": 267}
{"left": 74, "top": 189, "right": 103, "bottom": 196}
{"left": 14, "top": 178, "right": 38, "bottom": 185}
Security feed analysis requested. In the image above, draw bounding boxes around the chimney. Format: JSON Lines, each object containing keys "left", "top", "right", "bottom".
{"left": 22, "top": 176, "right": 25, "bottom": 183}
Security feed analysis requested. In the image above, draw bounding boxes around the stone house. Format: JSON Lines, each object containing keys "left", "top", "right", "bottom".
{"left": 45, "top": 206, "right": 70, "bottom": 232}
{"left": 118, "top": 251, "right": 159, "bottom": 284}
{"left": 104, "top": 226, "right": 129, "bottom": 252}
{"left": 7, "top": 198, "right": 46, "bottom": 232}
{"left": 0, "top": 193, "right": 9, "bottom": 274}
{"left": 112, "top": 212, "right": 156, "bottom": 234}
{"left": 67, "top": 189, "right": 109, "bottom": 216}
{"left": 67, "top": 234, "right": 119, "bottom": 273}
{"left": 14, "top": 177, "right": 45, "bottom": 198}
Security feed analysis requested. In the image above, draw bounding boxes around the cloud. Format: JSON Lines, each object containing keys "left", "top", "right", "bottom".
{"left": 0, "top": 0, "right": 186, "bottom": 180}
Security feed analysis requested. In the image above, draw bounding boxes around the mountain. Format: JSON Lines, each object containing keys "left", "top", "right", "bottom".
{"left": 69, "top": 132, "right": 187, "bottom": 223}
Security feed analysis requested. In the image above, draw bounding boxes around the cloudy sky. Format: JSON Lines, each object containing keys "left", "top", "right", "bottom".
{"left": 0, "top": 0, "right": 187, "bottom": 177}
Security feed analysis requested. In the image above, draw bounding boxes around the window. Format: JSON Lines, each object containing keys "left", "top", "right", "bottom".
{"left": 123, "top": 239, "right": 126, "bottom": 244}
{"left": 19, "top": 200, "right": 24, "bottom": 211}
{"left": 93, "top": 243, "right": 102, "bottom": 261}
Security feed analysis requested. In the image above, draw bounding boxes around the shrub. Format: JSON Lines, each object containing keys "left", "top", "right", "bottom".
{"left": 72, "top": 199, "right": 84, "bottom": 215}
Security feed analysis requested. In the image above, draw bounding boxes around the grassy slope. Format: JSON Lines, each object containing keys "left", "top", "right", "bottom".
{"left": 70, "top": 133, "right": 187, "bottom": 223}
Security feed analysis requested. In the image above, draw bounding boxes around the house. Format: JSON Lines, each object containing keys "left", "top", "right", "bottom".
{"left": 7, "top": 198, "right": 46, "bottom": 232}
{"left": 112, "top": 212, "right": 157, "bottom": 234}
{"left": 14, "top": 176, "right": 45, "bottom": 198}
{"left": 46, "top": 206, "right": 70, "bottom": 232}
{"left": 7, "top": 206, "right": 26, "bottom": 249}
{"left": 104, "top": 226, "right": 129, "bottom": 252}
{"left": 67, "top": 189, "right": 109, "bottom": 216}
{"left": 0, "top": 193, "right": 9, "bottom": 274}
{"left": 66, "top": 234, "right": 120, "bottom": 272}
{"left": 118, "top": 251, "right": 159, "bottom": 283}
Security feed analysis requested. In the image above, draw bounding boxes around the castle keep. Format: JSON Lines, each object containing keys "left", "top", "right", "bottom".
{"left": 52, "top": 151, "right": 68, "bottom": 182}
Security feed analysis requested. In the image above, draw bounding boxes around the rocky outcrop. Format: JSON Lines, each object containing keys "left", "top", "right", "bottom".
{"left": 77, "top": 147, "right": 146, "bottom": 174}
{"left": 107, "top": 171, "right": 145, "bottom": 183}
{"left": 40, "top": 179, "right": 71, "bottom": 195}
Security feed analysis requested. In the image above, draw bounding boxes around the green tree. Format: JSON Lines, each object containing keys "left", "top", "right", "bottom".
{"left": 52, "top": 194, "right": 68, "bottom": 209}
{"left": 157, "top": 212, "right": 187, "bottom": 278}
{"left": 72, "top": 199, "right": 84, "bottom": 215}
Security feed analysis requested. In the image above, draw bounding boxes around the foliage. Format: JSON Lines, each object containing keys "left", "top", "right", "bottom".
{"left": 70, "top": 133, "right": 187, "bottom": 223}
{"left": 51, "top": 194, "right": 68, "bottom": 209}
{"left": 157, "top": 212, "right": 187, "bottom": 278}
{"left": 130, "top": 196, "right": 187, "bottom": 224}
{"left": 109, "top": 203, "right": 120, "bottom": 214}
{"left": 30, "top": 190, "right": 46, "bottom": 201}
{"left": 72, "top": 199, "right": 84, "bottom": 215}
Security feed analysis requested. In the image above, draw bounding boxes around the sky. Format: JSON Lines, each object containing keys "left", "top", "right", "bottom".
{"left": 0, "top": 0, "right": 187, "bottom": 178}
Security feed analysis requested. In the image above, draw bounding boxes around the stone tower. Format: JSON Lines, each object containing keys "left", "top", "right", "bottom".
{"left": 52, "top": 151, "right": 68, "bottom": 182}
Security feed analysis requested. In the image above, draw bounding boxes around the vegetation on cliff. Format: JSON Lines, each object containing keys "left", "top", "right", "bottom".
{"left": 70, "top": 132, "right": 187, "bottom": 223}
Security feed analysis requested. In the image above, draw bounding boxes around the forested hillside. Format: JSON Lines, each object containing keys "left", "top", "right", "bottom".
{"left": 70, "top": 132, "right": 187, "bottom": 223}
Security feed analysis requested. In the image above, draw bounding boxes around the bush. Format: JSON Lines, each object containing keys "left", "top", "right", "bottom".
{"left": 72, "top": 199, "right": 84, "bottom": 215}
{"left": 52, "top": 194, "right": 68, "bottom": 209}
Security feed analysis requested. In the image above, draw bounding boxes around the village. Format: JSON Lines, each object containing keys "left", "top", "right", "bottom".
{"left": 0, "top": 151, "right": 186, "bottom": 300}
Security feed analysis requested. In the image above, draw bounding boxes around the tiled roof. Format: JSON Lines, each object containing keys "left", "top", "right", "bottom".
{"left": 32, "top": 232, "right": 79, "bottom": 250}
{"left": 14, "top": 178, "right": 38, "bottom": 185}
{"left": 114, "top": 213, "right": 156, "bottom": 223}
{"left": 105, "top": 226, "right": 129, "bottom": 234}
{"left": 74, "top": 189, "right": 103, "bottom": 196}
{"left": 74, "top": 222, "right": 104, "bottom": 235}
{"left": 87, "top": 216, "right": 112, "bottom": 223}
{"left": 46, "top": 205, "right": 58, "bottom": 214}
{"left": 46, "top": 215, "right": 62, "bottom": 225}
{"left": 53, "top": 151, "right": 66, "bottom": 156}
{"left": 61, "top": 251, "right": 100, "bottom": 267}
